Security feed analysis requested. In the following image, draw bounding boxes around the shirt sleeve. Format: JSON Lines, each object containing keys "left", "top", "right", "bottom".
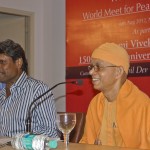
{"left": 31, "top": 84, "right": 58, "bottom": 138}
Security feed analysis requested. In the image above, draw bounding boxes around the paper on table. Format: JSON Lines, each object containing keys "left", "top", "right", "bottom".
{"left": 0, "top": 136, "right": 12, "bottom": 145}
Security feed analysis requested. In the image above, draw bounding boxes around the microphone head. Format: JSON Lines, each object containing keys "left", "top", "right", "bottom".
{"left": 74, "top": 79, "right": 83, "bottom": 86}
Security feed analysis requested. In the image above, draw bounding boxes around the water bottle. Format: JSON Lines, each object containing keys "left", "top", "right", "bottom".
{"left": 11, "top": 133, "right": 59, "bottom": 150}
{"left": 32, "top": 134, "right": 58, "bottom": 150}
{"left": 11, "top": 133, "right": 26, "bottom": 150}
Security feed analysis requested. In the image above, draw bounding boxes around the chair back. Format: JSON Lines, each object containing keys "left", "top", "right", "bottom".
{"left": 69, "top": 112, "right": 86, "bottom": 143}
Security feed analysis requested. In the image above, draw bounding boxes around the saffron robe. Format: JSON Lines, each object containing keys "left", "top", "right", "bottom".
{"left": 80, "top": 80, "right": 150, "bottom": 149}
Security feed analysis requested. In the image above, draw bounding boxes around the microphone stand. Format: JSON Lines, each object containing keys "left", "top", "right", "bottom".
{"left": 25, "top": 94, "right": 53, "bottom": 133}
{"left": 25, "top": 80, "right": 81, "bottom": 133}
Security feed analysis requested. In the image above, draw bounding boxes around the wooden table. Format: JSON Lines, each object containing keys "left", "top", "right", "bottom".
{"left": 56, "top": 142, "right": 143, "bottom": 150}
{"left": 0, "top": 142, "right": 142, "bottom": 150}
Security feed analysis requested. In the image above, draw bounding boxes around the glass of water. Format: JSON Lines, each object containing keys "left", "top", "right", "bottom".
{"left": 56, "top": 113, "right": 76, "bottom": 146}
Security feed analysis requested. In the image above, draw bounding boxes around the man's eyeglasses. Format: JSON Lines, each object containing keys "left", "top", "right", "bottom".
{"left": 88, "top": 64, "right": 117, "bottom": 72}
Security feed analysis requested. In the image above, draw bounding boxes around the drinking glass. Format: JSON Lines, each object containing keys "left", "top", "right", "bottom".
{"left": 56, "top": 113, "right": 76, "bottom": 146}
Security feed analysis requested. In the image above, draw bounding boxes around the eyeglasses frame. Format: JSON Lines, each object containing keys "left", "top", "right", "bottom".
{"left": 88, "top": 64, "right": 118, "bottom": 72}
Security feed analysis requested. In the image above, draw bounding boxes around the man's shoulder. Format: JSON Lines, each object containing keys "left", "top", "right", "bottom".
{"left": 127, "top": 80, "right": 149, "bottom": 99}
{"left": 25, "top": 76, "right": 49, "bottom": 89}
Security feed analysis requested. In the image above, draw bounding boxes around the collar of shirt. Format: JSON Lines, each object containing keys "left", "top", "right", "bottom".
{"left": 11, "top": 71, "right": 28, "bottom": 89}
{"left": 0, "top": 71, "right": 28, "bottom": 105}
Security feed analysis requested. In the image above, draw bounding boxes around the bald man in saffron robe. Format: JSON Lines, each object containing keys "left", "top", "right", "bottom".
{"left": 80, "top": 43, "right": 150, "bottom": 149}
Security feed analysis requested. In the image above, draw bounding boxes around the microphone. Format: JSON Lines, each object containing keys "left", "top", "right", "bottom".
{"left": 70, "top": 79, "right": 83, "bottom": 86}
{"left": 46, "top": 79, "right": 83, "bottom": 91}
{"left": 25, "top": 79, "right": 83, "bottom": 133}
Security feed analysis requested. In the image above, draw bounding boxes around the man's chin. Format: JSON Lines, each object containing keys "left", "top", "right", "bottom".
{"left": 93, "top": 85, "right": 101, "bottom": 91}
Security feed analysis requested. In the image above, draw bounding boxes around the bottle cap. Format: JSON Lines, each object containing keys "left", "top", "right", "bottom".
{"left": 48, "top": 140, "right": 58, "bottom": 148}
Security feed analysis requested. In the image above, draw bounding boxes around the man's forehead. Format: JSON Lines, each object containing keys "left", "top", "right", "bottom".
{"left": 0, "top": 54, "right": 12, "bottom": 60}
{"left": 91, "top": 58, "right": 113, "bottom": 65}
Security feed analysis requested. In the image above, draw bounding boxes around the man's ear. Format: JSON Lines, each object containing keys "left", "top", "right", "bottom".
{"left": 16, "top": 58, "right": 23, "bottom": 69}
{"left": 115, "top": 66, "right": 124, "bottom": 79}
